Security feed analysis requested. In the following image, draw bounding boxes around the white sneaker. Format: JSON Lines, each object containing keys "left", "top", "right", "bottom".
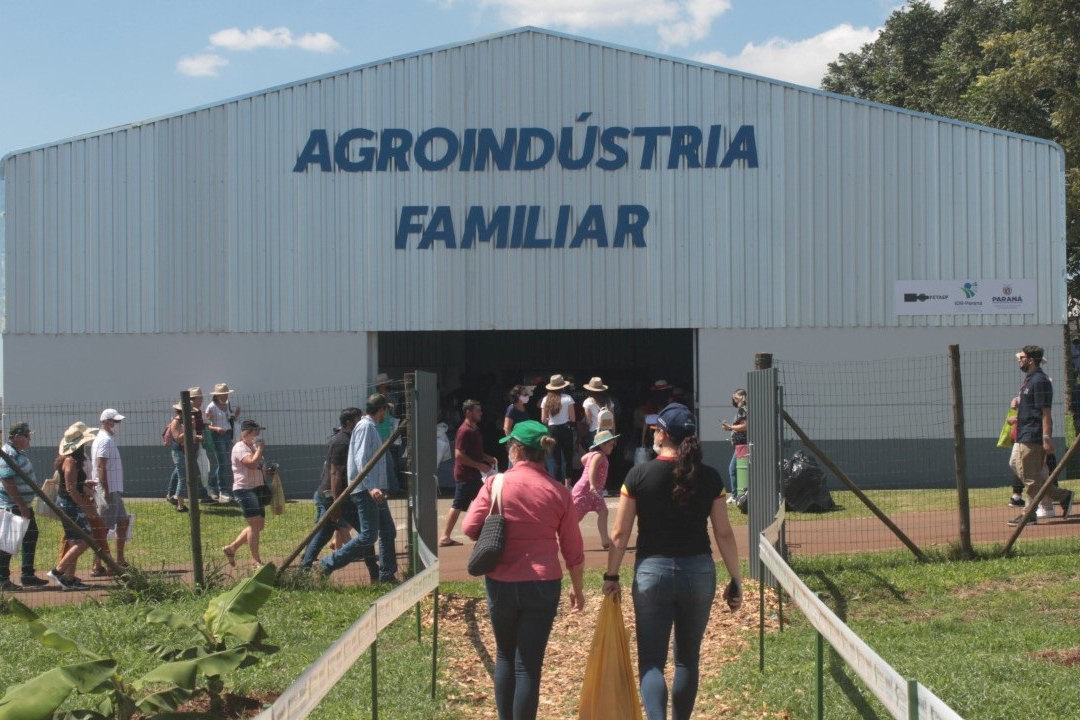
{"left": 726, "top": 495, "right": 736, "bottom": 505}
{"left": 1036, "top": 506, "right": 1056, "bottom": 518}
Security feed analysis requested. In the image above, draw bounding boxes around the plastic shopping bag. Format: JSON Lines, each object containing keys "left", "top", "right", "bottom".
{"left": 35, "top": 471, "right": 61, "bottom": 519}
{"left": 0, "top": 508, "right": 30, "bottom": 555}
{"left": 577, "top": 594, "right": 643, "bottom": 720}
{"left": 269, "top": 470, "right": 286, "bottom": 516}
{"left": 997, "top": 409, "right": 1017, "bottom": 448}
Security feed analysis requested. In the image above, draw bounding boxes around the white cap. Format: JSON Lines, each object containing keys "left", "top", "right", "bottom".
{"left": 100, "top": 408, "right": 125, "bottom": 422}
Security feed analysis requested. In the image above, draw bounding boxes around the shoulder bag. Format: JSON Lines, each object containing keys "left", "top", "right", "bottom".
{"left": 467, "top": 473, "right": 506, "bottom": 576}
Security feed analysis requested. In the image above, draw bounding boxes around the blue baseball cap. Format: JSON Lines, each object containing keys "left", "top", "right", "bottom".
{"left": 656, "top": 403, "right": 696, "bottom": 442}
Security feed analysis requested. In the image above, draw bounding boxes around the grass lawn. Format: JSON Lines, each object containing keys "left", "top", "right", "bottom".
{"left": 715, "top": 539, "right": 1080, "bottom": 719}
{"left": 0, "top": 581, "right": 450, "bottom": 720}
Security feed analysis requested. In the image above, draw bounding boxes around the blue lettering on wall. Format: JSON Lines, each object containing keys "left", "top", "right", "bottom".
{"left": 398, "top": 204, "right": 651, "bottom": 249}
{"left": 292, "top": 115, "right": 759, "bottom": 173}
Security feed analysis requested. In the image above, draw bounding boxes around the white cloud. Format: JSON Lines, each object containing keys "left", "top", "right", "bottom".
{"left": 176, "top": 53, "right": 229, "bottom": 77}
{"left": 468, "top": 0, "right": 732, "bottom": 47}
{"left": 695, "top": 22, "right": 880, "bottom": 88}
{"left": 208, "top": 26, "right": 342, "bottom": 53}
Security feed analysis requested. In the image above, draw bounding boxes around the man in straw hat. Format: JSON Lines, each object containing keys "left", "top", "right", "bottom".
{"left": 0, "top": 422, "right": 50, "bottom": 590}
{"left": 206, "top": 383, "right": 241, "bottom": 502}
{"left": 90, "top": 409, "right": 131, "bottom": 576}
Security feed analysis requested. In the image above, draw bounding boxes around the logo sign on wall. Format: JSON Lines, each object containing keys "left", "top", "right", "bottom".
{"left": 894, "top": 280, "right": 1036, "bottom": 315}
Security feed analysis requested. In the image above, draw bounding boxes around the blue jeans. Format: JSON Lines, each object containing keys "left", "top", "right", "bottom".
{"left": 633, "top": 554, "right": 717, "bottom": 720}
{"left": 0, "top": 504, "right": 38, "bottom": 580}
{"left": 211, "top": 432, "right": 233, "bottom": 495}
{"left": 301, "top": 491, "right": 379, "bottom": 580}
{"left": 320, "top": 491, "right": 378, "bottom": 575}
{"left": 484, "top": 577, "right": 561, "bottom": 720}
{"left": 727, "top": 453, "right": 737, "bottom": 496}
{"left": 168, "top": 444, "right": 211, "bottom": 501}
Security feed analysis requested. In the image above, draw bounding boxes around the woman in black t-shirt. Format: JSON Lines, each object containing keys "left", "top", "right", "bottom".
{"left": 603, "top": 403, "right": 742, "bottom": 720}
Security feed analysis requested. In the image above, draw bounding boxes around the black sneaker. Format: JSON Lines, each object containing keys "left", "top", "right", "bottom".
{"left": 0, "top": 579, "right": 22, "bottom": 592}
{"left": 1061, "top": 490, "right": 1074, "bottom": 519}
{"left": 66, "top": 577, "right": 91, "bottom": 591}
{"left": 1008, "top": 514, "right": 1037, "bottom": 527}
{"left": 20, "top": 575, "right": 49, "bottom": 587}
{"left": 48, "top": 568, "right": 74, "bottom": 590}
{"left": 1008, "top": 495, "right": 1025, "bottom": 508}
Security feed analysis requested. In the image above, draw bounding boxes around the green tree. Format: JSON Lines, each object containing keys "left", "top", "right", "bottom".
{"left": 823, "top": 0, "right": 1080, "bottom": 298}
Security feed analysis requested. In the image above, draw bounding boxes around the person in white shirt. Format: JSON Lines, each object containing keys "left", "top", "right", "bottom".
{"left": 205, "top": 383, "right": 241, "bottom": 502}
{"left": 541, "top": 374, "right": 577, "bottom": 487}
{"left": 91, "top": 408, "right": 130, "bottom": 575}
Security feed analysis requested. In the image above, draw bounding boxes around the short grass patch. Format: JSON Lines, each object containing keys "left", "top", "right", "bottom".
{"left": 715, "top": 539, "right": 1080, "bottom": 719}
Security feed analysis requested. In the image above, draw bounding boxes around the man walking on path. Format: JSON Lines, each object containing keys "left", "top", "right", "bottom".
{"left": 440, "top": 399, "right": 496, "bottom": 547}
{"left": 301, "top": 407, "right": 379, "bottom": 581}
{"left": 1008, "top": 345, "right": 1074, "bottom": 526}
{"left": 318, "top": 394, "right": 396, "bottom": 580}
{"left": 91, "top": 409, "right": 131, "bottom": 575}
{"left": 0, "top": 422, "right": 49, "bottom": 591}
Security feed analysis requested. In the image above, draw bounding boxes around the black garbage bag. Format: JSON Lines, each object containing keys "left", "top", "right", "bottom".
{"left": 782, "top": 451, "right": 836, "bottom": 512}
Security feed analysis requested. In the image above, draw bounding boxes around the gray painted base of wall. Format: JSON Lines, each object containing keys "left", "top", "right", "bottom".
{"left": 703, "top": 438, "right": 1017, "bottom": 493}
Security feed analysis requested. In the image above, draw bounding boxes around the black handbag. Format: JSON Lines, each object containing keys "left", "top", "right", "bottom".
{"left": 467, "top": 474, "right": 506, "bottom": 576}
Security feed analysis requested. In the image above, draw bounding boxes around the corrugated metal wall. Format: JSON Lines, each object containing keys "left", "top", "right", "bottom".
{"left": 1, "top": 28, "right": 1067, "bottom": 336}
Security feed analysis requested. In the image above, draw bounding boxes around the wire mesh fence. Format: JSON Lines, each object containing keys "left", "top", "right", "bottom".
{"left": 777, "top": 344, "right": 1080, "bottom": 558}
{"left": 0, "top": 378, "right": 418, "bottom": 607}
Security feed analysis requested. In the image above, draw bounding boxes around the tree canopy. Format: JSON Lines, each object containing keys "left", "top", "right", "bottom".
{"left": 822, "top": 0, "right": 1080, "bottom": 301}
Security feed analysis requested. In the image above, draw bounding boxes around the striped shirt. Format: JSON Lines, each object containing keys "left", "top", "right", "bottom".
{"left": 0, "top": 442, "right": 36, "bottom": 508}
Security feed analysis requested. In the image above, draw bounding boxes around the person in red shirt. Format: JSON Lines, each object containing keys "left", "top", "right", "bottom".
{"left": 440, "top": 399, "right": 496, "bottom": 547}
{"left": 464, "top": 420, "right": 584, "bottom": 720}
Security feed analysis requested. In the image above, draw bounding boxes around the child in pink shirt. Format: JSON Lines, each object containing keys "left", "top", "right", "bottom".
{"left": 572, "top": 430, "right": 618, "bottom": 549}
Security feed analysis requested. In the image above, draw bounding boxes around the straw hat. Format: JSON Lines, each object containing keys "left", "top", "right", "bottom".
{"left": 583, "top": 377, "right": 608, "bottom": 392}
{"left": 187, "top": 386, "right": 203, "bottom": 398}
{"left": 59, "top": 422, "right": 97, "bottom": 456}
{"left": 374, "top": 372, "right": 391, "bottom": 385}
{"left": 546, "top": 374, "right": 571, "bottom": 391}
{"left": 590, "top": 430, "right": 620, "bottom": 449}
{"left": 212, "top": 383, "right": 234, "bottom": 396}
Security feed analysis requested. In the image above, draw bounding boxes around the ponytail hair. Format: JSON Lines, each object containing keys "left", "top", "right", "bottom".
{"left": 512, "top": 435, "right": 557, "bottom": 464}
{"left": 543, "top": 391, "right": 562, "bottom": 419}
{"left": 671, "top": 435, "right": 702, "bottom": 507}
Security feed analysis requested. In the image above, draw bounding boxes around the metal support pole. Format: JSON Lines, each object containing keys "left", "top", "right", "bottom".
{"left": 908, "top": 678, "right": 919, "bottom": 720}
{"left": 431, "top": 587, "right": 439, "bottom": 700}
{"left": 948, "top": 345, "right": 973, "bottom": 556}
{"left": 758, "top": 558, "right": 766, "bottom": 674}
{"left": 414, "top": 531, "right": 422, "bottom": 643}
{"left": 815, "top": 631, "right": 824, "bottom": 720}
{"left": 180, "top": 391, "right": 204, "bottom": 588}
{"left": 371, "top": 637, "right": 378, "bottom": 720}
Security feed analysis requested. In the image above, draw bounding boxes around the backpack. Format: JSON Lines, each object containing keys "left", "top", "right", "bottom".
{"left": 596, "top": 406, "right": 615, "bottom": 431}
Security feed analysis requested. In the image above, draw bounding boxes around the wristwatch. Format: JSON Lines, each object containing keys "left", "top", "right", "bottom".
{"left": 603, "top": 573, "right": 620, "bottom": 582}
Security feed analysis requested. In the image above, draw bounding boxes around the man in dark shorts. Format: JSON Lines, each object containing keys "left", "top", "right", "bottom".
{"left": 440, "top": 399, "right": 496, "bottom": 547}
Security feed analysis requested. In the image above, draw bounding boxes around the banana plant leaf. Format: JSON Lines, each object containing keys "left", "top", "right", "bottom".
{"left": 204, "top": 562, "right": 276, "bottom": 644}
{"left": 134, "top": 647, "right": 249, "bottom": 691}
{"left": 144, "top": 608, "right": 202, "bottom": 633}
{"left": 0, "top": 660, "right": 116, "bottom": 720}
{"left": 8, "top": 599, "right": 103, "bottom": 660}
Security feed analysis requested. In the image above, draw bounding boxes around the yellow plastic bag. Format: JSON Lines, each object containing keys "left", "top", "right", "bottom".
{"left": 578, "top": 594, "right": 643, "bottom": 720}
{"left": 269, "top": 470, "right": 286, "bottom": 516}
{"left": 997, "top": 408, "right": 1017, "bottom": 448}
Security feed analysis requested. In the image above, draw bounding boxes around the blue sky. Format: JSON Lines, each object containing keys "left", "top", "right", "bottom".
{"left": 0, "top": 0, "right": 937, "bottom": 157}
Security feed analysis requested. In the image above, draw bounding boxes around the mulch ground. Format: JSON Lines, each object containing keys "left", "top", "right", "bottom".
{"left": 435, "top": 583, "right": 790, "bottom": 719}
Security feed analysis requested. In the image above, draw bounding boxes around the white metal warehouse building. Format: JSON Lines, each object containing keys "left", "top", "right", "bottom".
{"left": 1, "top": 27, "right": 1067, "bottom": 472}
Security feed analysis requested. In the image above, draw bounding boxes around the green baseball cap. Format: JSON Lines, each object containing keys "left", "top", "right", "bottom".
{"left": 499, "top": 420, "right": 551, "bottom": 449}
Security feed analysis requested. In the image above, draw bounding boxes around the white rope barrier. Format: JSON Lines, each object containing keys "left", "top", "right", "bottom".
{"left": 759, "top": 536, "right": 963, "bottom": 720}
{"left": 256, "top": 540, "right": 440, "bottom": 720}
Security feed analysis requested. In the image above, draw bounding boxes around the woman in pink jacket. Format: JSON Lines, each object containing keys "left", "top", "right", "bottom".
{"left": 464, "top": 420, "right": 585, "bottom": 720}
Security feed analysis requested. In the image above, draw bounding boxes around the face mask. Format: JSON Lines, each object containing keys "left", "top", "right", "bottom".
{"left": 732, "top": 398, "right": 739, "bottom": 407}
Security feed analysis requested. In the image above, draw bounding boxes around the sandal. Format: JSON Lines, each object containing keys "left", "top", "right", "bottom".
{"left": 222, "top": 547, "right": 236, "bottom": 567}
{"left": 90, "top": 567, "right": 109, "bottom": 577}
{"left": 438, "top": 538, "right": 463, "bottom": 547}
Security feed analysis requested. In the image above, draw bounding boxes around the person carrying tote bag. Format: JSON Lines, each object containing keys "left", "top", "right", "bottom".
{"left": 463, "top": 420, "right": 585, "bottom": 720}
